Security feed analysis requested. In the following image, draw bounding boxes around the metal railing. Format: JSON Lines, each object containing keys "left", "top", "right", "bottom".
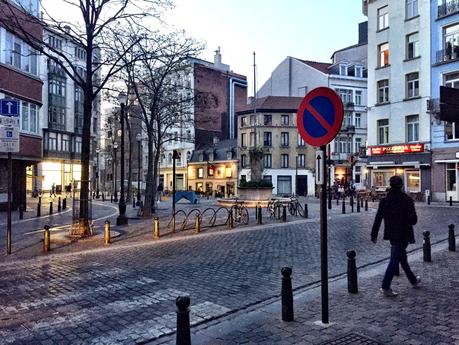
{"left": 436, "top": 48, "right": 459, "bottom": 64}
{"left": 438, "top": 0, "right": 459, "bottom": 18}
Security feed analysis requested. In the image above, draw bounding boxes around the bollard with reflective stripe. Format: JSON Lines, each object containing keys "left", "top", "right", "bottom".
{"left": 154, "top": 217, "right": 160, "bottom": 240}
{"left": 281, "top": 267, "right": 294, "bottom": 322}
{"left": 448, "top": 224, "right": 456, "bottom": 252}
{"left": 195, "top": 214, "right": 201, "bottom": 234}
{"left": 423, "top": 231, "right": 431, "bottom": 262}
{"left": 347, "top": 250, "right": 358, "bottom": 294}
{"left": 104, "top": 220, "right": 111, "bottom": 245}
{"left": 43, "top": 225, "right": 51, "bottom": 253}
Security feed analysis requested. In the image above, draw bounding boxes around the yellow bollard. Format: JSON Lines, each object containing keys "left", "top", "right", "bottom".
{"left": 195, "top": 214, "right": 201, "bottom": 234}
{"left": 154, "top": 217, "right": 160, "bottom": 240}
{"left": 43, "top": 225, "right": 51, "bottom": 253}
{"left": 104, "top": 220, "right": 111, "bottom": 245}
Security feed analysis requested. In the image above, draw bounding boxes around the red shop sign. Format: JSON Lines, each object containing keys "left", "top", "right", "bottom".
{"left": 370, "top": 143, "right": 424, "bottom": 155}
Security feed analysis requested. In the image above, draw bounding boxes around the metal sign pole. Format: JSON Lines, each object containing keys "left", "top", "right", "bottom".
{"left": 319, "top": 145, "right": 328, "bottom": 323}
{"left": 7, "top": 152, "right": 12, "bottom": 254}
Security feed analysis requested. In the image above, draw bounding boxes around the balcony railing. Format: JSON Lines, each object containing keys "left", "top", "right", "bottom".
{"left": 436, "top": 48, "right": 459, "bottom": 64}
{"left": 427, "top": 98, "right": 440, "bottom": 114}
{"left": 438, "top": 0, "right": 459, "bottom": 18}
{"left": 344, "top": 102, "right": 355, "bottom": 109}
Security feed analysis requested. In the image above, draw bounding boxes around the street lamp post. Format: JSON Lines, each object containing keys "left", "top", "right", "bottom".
{"left": 136, "top": 133, "right": 142, "bottom": 206}
{"left": 113, "top": 142, "right": 118, "bottom": 202}
{"left": 96, "top": 148, "right": 100, "bottom": 199}
{"left": 172, "top": 150, "right": 179, "bottom": 227}
{"left": 117, "top": 92, "right": 128, "bottom": 226}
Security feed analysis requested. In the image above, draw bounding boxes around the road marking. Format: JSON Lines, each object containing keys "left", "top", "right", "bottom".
{"left": 0, "top": 207, "right": 72, "bottom": 227}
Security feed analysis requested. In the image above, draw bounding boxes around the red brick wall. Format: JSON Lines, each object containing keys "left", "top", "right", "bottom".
{"left": 19, "top": 134, "right": 42, "bottom": 159}
{"left": 0, "top": 66, "right": 43, "bottom": 104}
{"left": 0, "top": 1, "right": 43, "bottom": 42}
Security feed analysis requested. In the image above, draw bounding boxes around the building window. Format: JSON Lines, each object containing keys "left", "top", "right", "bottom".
{"left": 374, "top": 170, "right": 393, "bottom": 188}
{"left": 197, "top": 168, "right": 204, "bottom": 178}
{"left": 355, "top": 113, "right": 361, "bottom": 128}
{"left": 281, "top": 115, "right": 290, "bottom": 125}
{"left": 277, "top": 176, "right": 292, "bottom": 195}
{"left": 377, "top": 79, "right": 389, "bottom": 103}
{"left": 297, "top": 154, "right": 305, "bottom": 168}
{"left": 75, "top": 137, "right": 82, "bottom": 153}
{"left": 406, "top": 72, "right": 419, "bottom": 98}
{"left": 354, "top": 137, "right": 362, "bottom": 153}
{"left": 264, "top": 114, "right": 272, "bottom": 125}
{"left": 354, "top": 166, "right": 361, "bottom": 184}
{"left": 240, "top": 116, "right": 247, "bottom": 127}
{"left": 186, "top": 130, "right": 191, "bottom": 142}
{"left": 378, "top": 43, "right": 389, "bottom": 67}
{"left": 241, "top": 133, "right": 246, "bottom": 147}
{"left": 263, "top": 175, "right": 272, "bottom": 184}
{"left": 250, "top": 115, "right": 255, "bottom": 125}
{"left": 355, "top": 90, "right": 362, "bottom": 105}
{"left": 263, "top": 154, "right": 272, "bottom": 168}
{"left": 355, "top": 66, "right": 363, "bottom": 78}
{"left": 378, "top": 6, "right": 389, "bottom": 30}
{"left": 281, "top": 154, "right": 289, "bottom": 168}
{"left": 62, "top": 135, "right": 70, "bottom": 152}
{"left": 48, "top": 36, "right": 63, "bottom": 50}
{"left": 444, "top": 23, "right": 459, "bottom": 61}
{"left": 281, "top": 132, "right": 289, "bottom": 147}
{"left": 20, "top": 101, "right": 38, "bottom": 134}
{"left": 406, "top": 0, "right": 418, "bottom": 19}
{"left": 343, "top": 112, "right": 352, "bottom": 127}
{"left": 75, "top": 47, "right": 87, "bottom": 60}
{"left": 336, "top": 89, "right": 353, "bottom": 104}
{"left": 5, "top": 31, "right": 39, "bottom": 76}
{"left": 406, "top": 115, "right": 419, "bottom": 142}
{"left": 263, "top": 132, "right": 272, "bottom": 147}
{"left": 47, "top": 132, "right": 57, "bottom": 151}
{"left": 241, "top": 154, "right": 247, "bottom": 168}
{"left": 445, "top": 122, "right": 459, "bottom": 140}
{"left": 249, "top": 132, "right": 256, "bottom": 146}
{"left": 298, "top": 133, "right": 305, "bottom": 147}
{"left": 405, "top": 170, "right": 420, "bottom": 193}
{"left": 339, "top": 64, "right": 348, "bottom": 76}
{"left": 406, "top": 32, "right": 419, "bottom": 59}
{"left": 444, "top": 71, "right": 459, "bottom": 88}
{"left": 377, "top": 119, "right": 390, "bottom": 144}
{"left": 446, "top": 163, "right": 456, "bottom": 192}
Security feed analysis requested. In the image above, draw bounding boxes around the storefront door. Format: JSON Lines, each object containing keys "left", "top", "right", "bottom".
{"left": 446, "top": 163, "right": 458, "bottom": 201}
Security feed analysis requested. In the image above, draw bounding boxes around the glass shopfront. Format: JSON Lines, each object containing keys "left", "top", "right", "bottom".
{"left": 446, "top": 163, "right": 458, "bottom": 201}
{"left": 371, "top": 167, "right": 421, "bottom": 193}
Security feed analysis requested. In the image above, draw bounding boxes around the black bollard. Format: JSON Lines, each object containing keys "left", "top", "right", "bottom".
{"left": 328, "top": 193, "right": 332, "bottom": 210}
{"left": 37, "top": 202, "right": 41, "bottom": 217}
{"left": 448, "top": 224, "right": 456, "bottom": 252}
{"left": 277, "top": 204, "right": 281, "bottom": 219}
{"left": 58, "top": 197, "right": 62, "bottom": 212}
{"left": 19, "top": 204, "right": 24, "bottom": 220}
{"left": 342, "top": 198, "right": 346, "bottom": 214}
{"left": 336, "top": 195, "right": 339, "bottom": 205}
{"left": 49, "top": 202, "right": 53, "bottom": 215}
{"left": 423, "top": 231, "right": 431, "bottom": 262}
{"left": 102, "top": 193, "right": 106, "bottom": 202}
{"left": 257, "top": 206, "right": 263, "bottom": 225}
{"left": 360, "top": 197, "right": 364, "bottom": 208}
{"left": 255, "top": 204, "right": 258, "bottom": 220}
{"left": 346, "top": 250, "right": 358, "bottom": 294}
{"left": 176, "top": 296, "right": 191, "bottom": 345}
{"left": 304, "top": 204, "right": 308, "bottom": 219}
{"left": 282, "top": 205, "right": 287, "bottom": 222}
{"left": 63, "top": 198, "right": 67, "bottom": 210}
{"left": 133, "top": 197, "right": 136, "bottom": 209}
{"left": 38, "top": 196, "right": 42, "bottom": 205}
{"left": 110, "top": 195, "right": 113, "bottom": 203}
{"left": 427, "top": 195, "right": 431, "bottom": 205}
{"left": 450, "top": 196, "right": 453, "bottom": 206}
{"left": 364, "top": 199, "right": 368, "bottom": 211}
{"left": 351, "top": 198, "right": 354, "bottom": 213}
{"left": 357, "top": 197, "right": 361, "bottom": 212}
{"left": 281, "top": 267, "right": 294, "bottom": 321}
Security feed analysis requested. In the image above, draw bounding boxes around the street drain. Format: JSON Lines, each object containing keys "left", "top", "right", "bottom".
{"left": 320, "top": 333, "right": 382, "bottom": 345}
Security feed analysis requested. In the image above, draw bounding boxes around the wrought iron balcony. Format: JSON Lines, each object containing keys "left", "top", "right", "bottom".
{"left": 427, "top": 98, "right": 440, "bottom": 114}
{"left": 345, "top": 102, "right": 355, "bottom": 109}
{"left": 438, "top": 0, "right": 459, "bottom": 18}
{"left": 436, "top": 48, "right": 459, "bottom": 64}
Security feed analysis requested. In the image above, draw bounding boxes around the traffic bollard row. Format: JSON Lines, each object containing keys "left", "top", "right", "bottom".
{"left": 423, "top": 231, "right": 431, "bottom": 262}
{"left": 176, "top": 296, "right": 191, "bottom": 345}
{"left": 448, "top": 224, "right": 456, "bottom": 252}
{"left": 104, "top": 220, "right": 111, "bottom": 245}
{"left": 43, "top": 225, "right": 51, "bottom": 253}
{"left": 281, "top": 267, "right": 294, "bottom": 322}
{"left": 347, "top": 250, "right": 358, "bottom": 294}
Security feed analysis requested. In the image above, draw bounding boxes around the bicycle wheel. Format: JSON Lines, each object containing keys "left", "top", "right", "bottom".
{"left": 288, "top": 202, "right": 297, "bottom": 216}
{"left": 240, "top": 207, "right": 249, "bottom": 224}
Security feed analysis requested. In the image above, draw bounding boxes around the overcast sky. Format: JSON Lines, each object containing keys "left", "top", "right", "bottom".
{"left": 42, "top": 0, "right": 367, "bottom": 96}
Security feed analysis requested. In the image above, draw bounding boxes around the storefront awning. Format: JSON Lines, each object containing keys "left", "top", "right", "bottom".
{"left": 367, "top": 161, "right": 430, "bottom": 169}
{"left": 434, "top": 159, "right": 459, "bottom": 163}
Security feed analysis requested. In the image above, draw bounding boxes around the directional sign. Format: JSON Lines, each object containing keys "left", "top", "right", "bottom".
{"left": 0, "top": 99, "right": 19, "bottom": 117}
{"left": 0, "top": 125, "right": 20, "bottom": 152}
{"left": 297, "top": 87, "right": 344, "bottom": 147}
{"left": 0, "top": 116, "right": 19, "bottom": 127}
{"left": 315, "top": 150, "right": 324, "bottom": 185}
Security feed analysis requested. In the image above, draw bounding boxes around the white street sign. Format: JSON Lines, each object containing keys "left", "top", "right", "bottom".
{"left": 0, "top": 125, "right": 20, "bottom": 153}
{"left": 0, "top": 116, "right": 20, "bottom": 127}
{"left": 315, "top": 150, "right": 324, "bottom": 185}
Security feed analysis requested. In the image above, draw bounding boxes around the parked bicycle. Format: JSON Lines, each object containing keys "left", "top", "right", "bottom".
{"left": 231, "top": 200, "right": 249, "bottom": 225}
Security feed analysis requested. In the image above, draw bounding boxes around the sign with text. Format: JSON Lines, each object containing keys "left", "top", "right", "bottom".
{"left": 0, "top": 125, "right": 20, "bottom": 152}
{"left": 370, "top": 143, "right": 425, "bottom": 155}
{"left": 0, "top": 116, "right": 20, "bottom": 127}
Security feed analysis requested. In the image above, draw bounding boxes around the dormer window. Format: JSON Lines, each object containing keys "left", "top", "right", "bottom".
{"left": 199, "top": 153, "right": 204, "bottom": 162}
{"left": 209, "top": 152, "right": 214, "bottom": 162}
{"left": 355, "top": 65, "right": 363, "bottom": 78}
{"left": 226, "top": 151, "right": 233, "bottom": 160}
{"left": 339, "top": 64, "right": 348, "bottom": 76}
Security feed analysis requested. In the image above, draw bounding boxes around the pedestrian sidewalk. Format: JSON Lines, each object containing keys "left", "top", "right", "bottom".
{"left": 156, "top": 243, "right": 459, "bottom": 345}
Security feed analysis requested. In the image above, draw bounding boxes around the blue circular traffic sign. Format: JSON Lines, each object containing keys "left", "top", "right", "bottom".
{"left": 297, "top": 87, "right": 344, "bottom": 147}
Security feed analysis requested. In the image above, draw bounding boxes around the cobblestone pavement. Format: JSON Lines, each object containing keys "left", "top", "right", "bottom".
{"left": 0, "top": 204, "right": 458, "bottom": 344}
{"left": 160, "top": 246, "right": 459, "bottom": 345}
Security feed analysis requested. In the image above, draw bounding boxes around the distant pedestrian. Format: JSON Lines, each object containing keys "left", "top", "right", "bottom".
{"left": 371, "top": 175, "right": 421, "bottom": 297}
{"left": 50, "top": 183, "right": 56, "bottom": 197}
{"left": 157, "top": 182, "right": 164, "bottom": 202}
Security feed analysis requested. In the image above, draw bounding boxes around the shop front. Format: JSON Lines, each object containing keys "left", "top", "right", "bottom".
{"left": 431, "top": 148, "right": 459, "bottom": 202}
{"left": 367, "top": 143, "right": 431, "bottom": 198}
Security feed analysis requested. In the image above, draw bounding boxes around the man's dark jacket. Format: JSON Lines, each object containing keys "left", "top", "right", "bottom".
{"left": 371, "top": 188, "right": 417, "bottom": 244}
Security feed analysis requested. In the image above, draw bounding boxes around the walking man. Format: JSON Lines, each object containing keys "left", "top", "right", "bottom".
{"left": 371, "top": 175, "right": 421, "bottom": 297}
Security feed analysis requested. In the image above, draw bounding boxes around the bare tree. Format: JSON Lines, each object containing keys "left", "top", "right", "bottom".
{"left": 0, "top": 0, "right": 171, "bottom": 235}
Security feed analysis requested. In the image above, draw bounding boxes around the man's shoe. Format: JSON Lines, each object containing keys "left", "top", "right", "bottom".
{"left": 380, "top": 288, "right": 398, "bottom": 297}
{"left": 412, "top": 276, "right": 421, "bottom": 289}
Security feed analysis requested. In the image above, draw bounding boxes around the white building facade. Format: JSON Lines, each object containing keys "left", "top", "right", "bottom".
{"left": 363, "top": 0, "right": 432, "bottom": 196}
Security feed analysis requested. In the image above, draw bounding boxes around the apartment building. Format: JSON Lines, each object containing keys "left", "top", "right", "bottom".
{"left": 159, "top": 49, "right": 247, "bottom": 192}
{"left": 0, "top": 0, "right": 42, "bottom": 210}
{"left": 429, "top": 0, "right": 459, "bottom": 201}
{"left": 236, "top": 96, "right": 316, "bottom": 196}
{"left": 363, "top": 0, "right": 432, "bottom": 196}
{"left": 36, "top": 28, "right": 101, "bottom": 194}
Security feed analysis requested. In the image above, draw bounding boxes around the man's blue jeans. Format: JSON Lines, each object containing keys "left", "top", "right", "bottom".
{"left": 382, "top": 242, "right": 417, "bottom": 290}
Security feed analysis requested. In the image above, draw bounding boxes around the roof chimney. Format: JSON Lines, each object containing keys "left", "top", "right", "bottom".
{"left": 64, "top": 25, "right": 71, "bottom": 34}
{"left": 214, "top": 47, "right": 222, "bottom": 66}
